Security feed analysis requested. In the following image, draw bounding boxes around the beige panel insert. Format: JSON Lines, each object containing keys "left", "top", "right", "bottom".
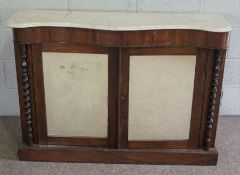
{"left": 42, "top": 52, "right": 108, "bottom": 138}
{"left": 129, "top": 55, "right": 196, "bottom": 141}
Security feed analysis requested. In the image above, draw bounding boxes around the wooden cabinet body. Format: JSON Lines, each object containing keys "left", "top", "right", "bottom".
{"left": 8, "top": 11, "right": 231, "bottom": 165}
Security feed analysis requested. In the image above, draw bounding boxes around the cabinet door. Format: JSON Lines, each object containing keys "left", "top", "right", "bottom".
{"left": 119, "top": 47, "right": 208, "bottom": 149}
{"left": 32, "top": 43, "right": 118, "bottom": 147}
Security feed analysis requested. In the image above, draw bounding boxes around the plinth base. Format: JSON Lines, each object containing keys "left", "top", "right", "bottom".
{"left": 18, "top": 146, "right": 218, "bottom": 165}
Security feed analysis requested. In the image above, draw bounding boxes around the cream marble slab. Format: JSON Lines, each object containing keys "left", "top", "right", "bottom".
{"left": 6, "top": 10, "right": 231, "bottom": 32}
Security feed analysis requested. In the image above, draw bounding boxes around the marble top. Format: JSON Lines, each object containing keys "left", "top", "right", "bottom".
{"left": 6, "top": 10, "right": 231, "bottom": 32}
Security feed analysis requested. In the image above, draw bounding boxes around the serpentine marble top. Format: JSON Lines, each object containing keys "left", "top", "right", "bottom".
{"left": 6, "top": 10, "right": 231, "bottom": 32}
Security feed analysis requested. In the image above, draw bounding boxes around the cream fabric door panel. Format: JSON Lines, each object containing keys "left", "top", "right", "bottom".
{"left": 42, "top": 52, "right": 108, "bottom": 138}
{"left": 128, "top": 55, "right": 196, "bottom": 141}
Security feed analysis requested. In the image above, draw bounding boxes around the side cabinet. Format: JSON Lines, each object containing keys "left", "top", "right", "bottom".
{"left": 13, "top": 27, "right": 228, "bottom": 165}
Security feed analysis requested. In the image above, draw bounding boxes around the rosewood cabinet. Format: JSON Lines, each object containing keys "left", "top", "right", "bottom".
{"left": 7, "top": 10, "right": 231, "bottom": 165}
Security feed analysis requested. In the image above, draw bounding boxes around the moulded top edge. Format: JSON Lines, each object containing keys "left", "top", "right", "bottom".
{"left": 6, "top": 10, "right": 232, "bottom": 33}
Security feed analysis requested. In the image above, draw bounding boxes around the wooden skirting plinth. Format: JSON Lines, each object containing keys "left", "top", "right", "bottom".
{"left": 19, "top": 146, "right": 218, "bottom": 165}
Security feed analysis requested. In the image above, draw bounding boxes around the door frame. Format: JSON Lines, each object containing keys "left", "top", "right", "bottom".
{"left": 31, "top": 43, "right": 119, "bottom": 148}
{"left": 118, "top": 46, "right": 208, "bottom": 149}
